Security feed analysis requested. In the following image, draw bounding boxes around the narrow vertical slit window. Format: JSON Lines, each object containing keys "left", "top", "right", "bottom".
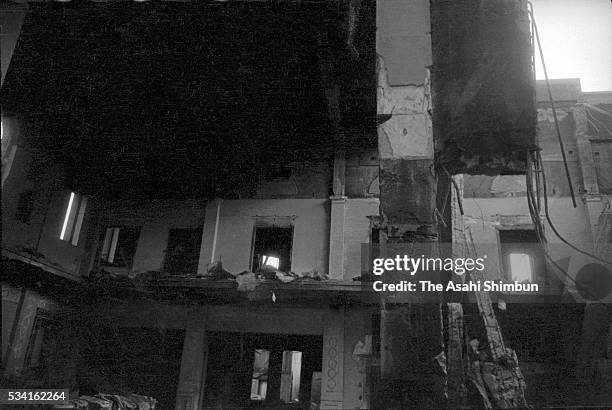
{"left": 99, "top": 226, "right": 141, "bottom": 269}
{"left": 280, "top": 350, "right": 302, "bottom": 403}
{"left": 250, "top": 349, "right": 270, "bottom": 401}
{"left": 60, "top": 191, "right": 87, "bottom": 245}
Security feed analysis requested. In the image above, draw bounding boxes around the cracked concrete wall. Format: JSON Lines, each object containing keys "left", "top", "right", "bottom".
{"left": 377, "top": 67, "right": 433, "bottom": 161}
{"left": 374, "top": 2, "right": 434, "bottom": 224}
{"left": 375, "top": 1, "right": 443, "bottom": 403}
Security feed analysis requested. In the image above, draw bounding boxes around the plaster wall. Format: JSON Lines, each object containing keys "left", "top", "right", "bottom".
{"left": 100, "top": 199, "right": 206, "bottom": 274}
{"left": 198, "top": 199, "right": 330, "bottom": 275}
{"left": 463, "top": 196, "right": 594, "bottom": 285}
{"left": 344, "top": 199, "right": 379, "bottom": 279}
{"left": 102, "top": 196, "right": 377, "bottom": 280}
{"left": 254, "top": 161, "right": 331, "bottom": 199}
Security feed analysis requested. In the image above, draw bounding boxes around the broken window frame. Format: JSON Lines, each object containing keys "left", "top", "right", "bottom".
{"left": 98, "top": 226, "right": 142, "bottom": 269}
{"left": 279, "top": 350, "right": 302, "bottom": 403}
{"left": 250, "top": 217, "right": 295, "bottom": 273}
{"left": 24, "top": 308, "right": 57, "bottom": 372}
{"left": 250, "top": 349, "right": 270, "bottom": 401}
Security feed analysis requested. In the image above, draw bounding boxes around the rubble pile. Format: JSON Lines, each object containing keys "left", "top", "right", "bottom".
{"left": 52, "top": 393, "right": 157, "bottom": 410}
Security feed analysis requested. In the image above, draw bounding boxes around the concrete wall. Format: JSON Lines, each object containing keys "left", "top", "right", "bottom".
{"left": 101, "top": 196, "right": 377, "bottom": 281}
{"left": 254, "top": 161, "right": 331, "bottom": 199}
{"left": 344, "top": 199, "right": 379, "bottom": 279}
{"left": 463, "top": 196, "right": 594, "bottom": 285}
{"left": 2, "top": 115, "right": 96, "bottom": 278}
{"left": 100, "top": 199, "right": 206, "bottom": 274}
{"left": 198, "top": 199, "right": 330, "bottom": 275}
{"left": 346, "top": 149, "right": 379, "bottom": 198}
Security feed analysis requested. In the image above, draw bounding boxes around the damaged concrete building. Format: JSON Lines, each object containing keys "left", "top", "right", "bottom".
{"left": 2, "top": 0, "right": 612, "bottom": 409}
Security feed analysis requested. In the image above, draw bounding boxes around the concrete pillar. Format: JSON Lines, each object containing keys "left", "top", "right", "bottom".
{"left": 376, "top": 0, "right": 441, "bottom": 398}
{"left": 328, "top": 196, "right": 347, "bottom": 280}
{"left": 320, "top": 308, "right": 345, "bottom": 409}
{"left": 376, "top": 1, "right": 444, "bottom": 406}
{"left": 332, "top": 150, "right": 346, "bottom": 197}
{"left": 175, "top": 327, "right": 208, "bottom": 410}
{"left": 197, "top": 199, "right": 222, "bottom": 275}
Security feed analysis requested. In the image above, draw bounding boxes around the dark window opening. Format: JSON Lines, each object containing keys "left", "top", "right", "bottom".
{"left": 15, "top": 190, "right": 35, "bottom": 224}
{"left": 498, "top": 229, "right": 544, "bottom": 283}
{"left": 164, "top": 226, "right": 203, "bottom": 275}
{"left": 593, "top": 141, "right": 612, "bottom": 194}
{"left": 204, "top": 332, "right": 322, "bottom": 409}
{"left": 24, "top": 309, "right": 56, "bottom": 370}
{"left": 252, "top": 226, "right": 293, "bottom": 272}
{"left": 99, "top": 226, "right": 141, "bottom": 269}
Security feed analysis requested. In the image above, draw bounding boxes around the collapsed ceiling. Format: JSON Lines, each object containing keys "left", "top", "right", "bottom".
{"left": 1, "top": 1, "right": 376, "bottom": 199}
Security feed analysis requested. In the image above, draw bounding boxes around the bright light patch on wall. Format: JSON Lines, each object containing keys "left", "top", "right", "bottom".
{"left": 263, "top": 256, "right": 280, "bottom": 270}
{"left": 509, "top": 253, "right": 533, "bottom": 282}
{"left": 60, "top": 192, "right": 76, "bottom": 240}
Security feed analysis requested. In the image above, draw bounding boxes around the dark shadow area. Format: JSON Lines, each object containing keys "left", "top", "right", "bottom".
{"left": 204, "top": 332, "right": 322, "bottom": 409}
{"left": 79, "top": 327, "right": 185, "bottom": 410}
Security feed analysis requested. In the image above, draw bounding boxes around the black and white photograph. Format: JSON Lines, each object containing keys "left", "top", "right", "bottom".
{"left": 1, "top": 0, "right": 611, "bottom": 408}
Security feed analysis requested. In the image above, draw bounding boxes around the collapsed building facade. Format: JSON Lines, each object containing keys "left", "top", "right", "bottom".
{"left": 2, "top": 0, "right": 612, "bottom": 409}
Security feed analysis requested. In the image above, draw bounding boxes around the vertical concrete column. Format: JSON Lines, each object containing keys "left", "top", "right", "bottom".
{"left": 376, "top": 1, "right": 444, "bottom": 406}
{"left": 376, "top": 0, "right": 435, "bottom": 233}
{"left": 332, "top": 150, "right": 346, "bottom": 197}
{"left": 175, "top": 327, "right": 208, "bottom": 410}
{"left": 197, "top": 199, "right": 222, "bottom": 275}
{"left": 320, "top": 308, "right": 345, "bottom": 409}
{"left": 328, "top": 196, "right": 347, "bottom": 279}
